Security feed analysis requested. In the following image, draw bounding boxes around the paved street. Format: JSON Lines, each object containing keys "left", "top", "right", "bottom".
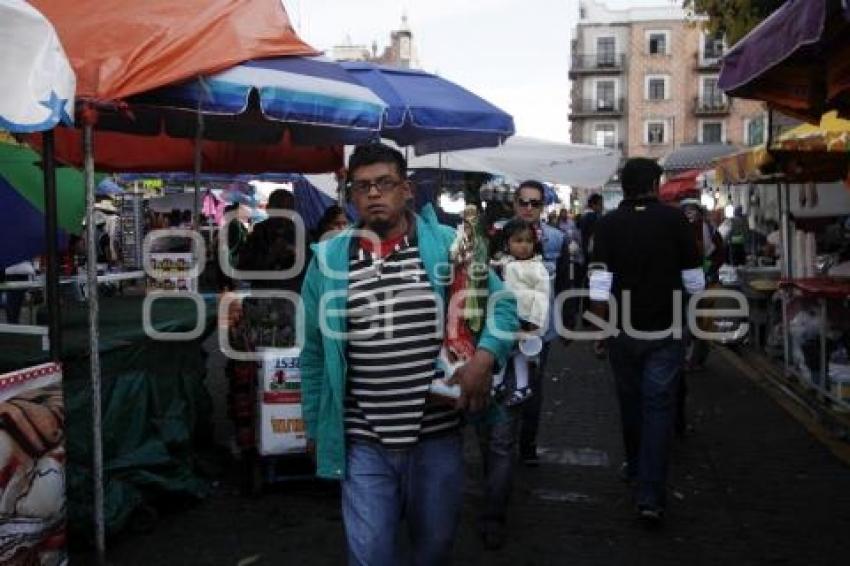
{"left": 75, "top": 341, "right": 850, "bottom": 565}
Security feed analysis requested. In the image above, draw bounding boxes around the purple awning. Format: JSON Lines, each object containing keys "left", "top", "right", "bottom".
{"left": 719, "top": 0, "right": 850, "bottom": 121}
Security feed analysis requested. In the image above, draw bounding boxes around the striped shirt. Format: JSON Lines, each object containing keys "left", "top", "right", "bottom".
{"left": 344, "top": 234, "right": 460, "bottom": 447}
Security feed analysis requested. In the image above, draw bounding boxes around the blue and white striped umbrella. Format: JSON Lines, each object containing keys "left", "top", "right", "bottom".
{"left": 125, "top": 56, "right": 386, "bottom": 145}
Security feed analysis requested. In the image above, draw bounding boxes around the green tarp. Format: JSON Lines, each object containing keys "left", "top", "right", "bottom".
{"left": 0, "top": 295, "right": 216, "bottom": 537}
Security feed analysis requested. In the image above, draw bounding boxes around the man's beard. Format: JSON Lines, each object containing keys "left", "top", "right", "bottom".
{"left": 366, "top": 217, "right": 393, "bottom": 238}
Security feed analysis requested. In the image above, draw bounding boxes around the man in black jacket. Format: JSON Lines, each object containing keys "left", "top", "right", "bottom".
{"left": 589, "top": 158, "right": 704, "bottom": 523}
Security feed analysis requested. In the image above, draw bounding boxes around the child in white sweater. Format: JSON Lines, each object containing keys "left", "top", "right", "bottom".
{"left": 491, "top": 219, "right": 550, "bottom": 406}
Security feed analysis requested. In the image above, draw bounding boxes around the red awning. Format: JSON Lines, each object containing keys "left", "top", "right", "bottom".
{"left": 659, "top": 169, "right": 702, "bottom": 203}
{"left": 30, "top": 129, "right": 343, "bottom": 174}
{"left": 30, "top": 0, "right": 318, "bottom": 101}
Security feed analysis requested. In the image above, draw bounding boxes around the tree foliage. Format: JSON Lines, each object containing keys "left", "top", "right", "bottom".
{"left": 683, "top": 0, "right": 786, "bottom": 45}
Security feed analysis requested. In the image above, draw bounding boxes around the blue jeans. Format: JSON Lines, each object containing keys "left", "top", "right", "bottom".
{"left": 475, "top": 405, "right": 519, "bottom": 528}
{"left": 342, "top": 433, "right": 464, "bottom": 566}
{"left": 608, "top": 335, "right": 683, "bottom": 508}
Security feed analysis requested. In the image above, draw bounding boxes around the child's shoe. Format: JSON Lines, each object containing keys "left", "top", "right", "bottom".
{"left": 505, "top": 386, "right": 533, "bottom": 407}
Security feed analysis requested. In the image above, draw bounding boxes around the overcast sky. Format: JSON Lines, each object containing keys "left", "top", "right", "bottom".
{"left": 284, "top": 0, "right": 680, "bottom": 143}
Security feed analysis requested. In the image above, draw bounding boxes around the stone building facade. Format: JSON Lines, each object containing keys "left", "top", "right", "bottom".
{"left": 331, "top": 15, "right": 418, "bottom": 69}
{"left": 569, "top": 0, "right": 766, "bottom": 164}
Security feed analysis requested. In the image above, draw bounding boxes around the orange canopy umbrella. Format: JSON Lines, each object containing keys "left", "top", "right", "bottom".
{"left": 29, "top": 0, "right": 318, "bottom": 101}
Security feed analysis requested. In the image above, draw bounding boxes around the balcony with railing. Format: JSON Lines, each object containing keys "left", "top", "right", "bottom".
{"left": 569, "top": 53, "right": 626, "bottom": 76}
{"left": 693, "top": 96, "right": 730, "bottom": 115}
{"left": 695, "top": 48, "right": 724, "bottom": 70}
{"left": 569, "top": 97, "right": 625, "bottom": 118}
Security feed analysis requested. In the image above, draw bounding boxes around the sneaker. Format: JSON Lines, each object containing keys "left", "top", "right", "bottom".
{"left": 637, "top": 504, "right": 665, "bottom": 526}
{"left": 504, "top": 386, "right": 533, "bottom": 407}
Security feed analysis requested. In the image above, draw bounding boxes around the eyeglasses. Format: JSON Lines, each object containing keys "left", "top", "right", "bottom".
{"left": 347, "top": 177, "right": 404, "bottom": 196}
{"left": 516, "top": 198, "right": 543, "bottom": 209}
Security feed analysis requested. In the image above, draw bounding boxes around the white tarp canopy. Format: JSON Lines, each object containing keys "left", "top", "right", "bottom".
{"left": 305, "top": 137, "right": 621, "bottom": 197}
{"left": 0, "top": 0, "right": 75, "bottom": 132}
{"left": 406, "top": 136, "right": 621, "bottom": 188}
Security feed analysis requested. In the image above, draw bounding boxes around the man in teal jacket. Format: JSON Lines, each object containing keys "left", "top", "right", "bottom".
{"left": 300, "top": 143, "right": 517, "bottom": 565}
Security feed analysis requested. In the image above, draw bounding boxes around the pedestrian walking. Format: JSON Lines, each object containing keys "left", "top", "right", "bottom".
{"left": 471, "top": 182, "right": 569, "bottom": 550}
{"left": 506, "top": 181, "right": 571, "bottom": 466}
{"left": 299, "top": 142, "right": 517, "bottom": 565}
{"left": 589, "top": 158, "right": 704, "bottom": 523}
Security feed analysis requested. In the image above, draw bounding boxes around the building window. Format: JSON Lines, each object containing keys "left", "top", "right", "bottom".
{"left": 702, "top": 32, "right": 724, "bottom": 61}
{"left": 700, "top": 76, "right": 724, "bottom": 108}
{"left": 595, "top": 80, "right": 616, "bottom": 110}
{"left": 745, "top": 116, "right": 765, "bottom": 146}
{"left": 700, "top": 120, "right": 724, "bottom": 143}
{"left": 596, "top": 37, "right": 616, "bottom": 67}
{"left": 646, "top": 75, "right": 668, "bottom": 101}
{"left": 647, "top": 30, "right": 669, "bottom": 55}
{"left": 594, "top": 123, "right": 616, "bottom": 149}
{"left": 646, "top": 121, "right": 667, "bottom": 145}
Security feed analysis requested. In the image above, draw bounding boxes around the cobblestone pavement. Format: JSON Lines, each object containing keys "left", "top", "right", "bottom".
{"left": 76, "top": 341, "right": 850, "bottom": 565}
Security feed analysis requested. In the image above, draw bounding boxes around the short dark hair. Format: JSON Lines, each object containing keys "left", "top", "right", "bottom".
{"left": 516, "top": 180, "right": 546, "bottom": 201}
{"left": 621, "top": 158, "right": 663, "bottom": 198}
{"left": 501, "top": 218, "right": 542, "bottom": 255}
{"left": 588, "top": 193, "right": 603, "bottom": 207}
{"left": 317, "top": 205, "right": 347, "bottom": 236}
{"left": 267, "top": 188, "right": 294, "bottom": 210}
{"left": 347, "top": 142, "right": 407, "bottom": 181}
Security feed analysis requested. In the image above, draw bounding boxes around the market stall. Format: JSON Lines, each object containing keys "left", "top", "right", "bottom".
{"left": 20, "top": 0, "right": 388, "bottom": 557}
{"left": 712, "top": 112, "right": 850, "bottom": 409}
{"left": 0, "top": 296, "right": 216, "bottom": 540}
{"left": 0, "top": 2, "right": 75, "bottom": 562}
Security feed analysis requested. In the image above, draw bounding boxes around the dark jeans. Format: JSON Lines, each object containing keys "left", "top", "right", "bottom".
{"left": 475, "top": 405, "right": 520, "bottom": 528}
{"left": 341, "top": 434, "right": 464, "bottom": 566}
{"left": 608, "top": 335, "right": 684, "bottom": 508}
{"left": 519, "top": 340, "right": 551, "bottom": 454}
{"left": 2, "top": 290, "right": 25, "bottom": 324}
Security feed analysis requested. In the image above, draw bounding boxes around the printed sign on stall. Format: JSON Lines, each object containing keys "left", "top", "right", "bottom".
{"left": 257, "top": 348, "right": 306, "bottom": 456}
{"left": 0, "top": 362, "right": 66, "bottom": 565}
{"left": 147, "top": 252, "right": 196, "bottom": 292}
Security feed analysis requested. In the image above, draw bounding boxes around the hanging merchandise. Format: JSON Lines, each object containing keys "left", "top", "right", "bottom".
{"left": 119, "top": 193, "right": 146, "bottom": 270}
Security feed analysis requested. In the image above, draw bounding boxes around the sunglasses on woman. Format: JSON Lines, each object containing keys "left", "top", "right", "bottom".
{"left": 516, "top": 198, "right": 543, "bottom": 208}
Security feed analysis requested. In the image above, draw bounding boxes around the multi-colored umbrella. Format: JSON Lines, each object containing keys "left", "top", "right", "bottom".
{"left": 0, "top": 142, "right": 86, "bottom": 269}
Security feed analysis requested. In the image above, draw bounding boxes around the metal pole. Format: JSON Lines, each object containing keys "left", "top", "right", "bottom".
{"left": 438, "top": 151, "right": 444, "bottom": 198}
{"left": 780, "top": 181, "right": 792, "bottom": 378}
{"left": 337, "top": 175, "right": 346, "bottom": 206}
{"left": 819, "top": 298, "right": 828, "bottom": 393}
{"left": 42, "top": 129, "right": 61, "bottom": 360}
{"left": 83, "top": 119, "right": 106, "bottom": 564}
{"left": 193, "top": 112, "right": 204, "bottom": 231}
{"left": 780, "top": 182, "right": 792, "bottom": 279}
